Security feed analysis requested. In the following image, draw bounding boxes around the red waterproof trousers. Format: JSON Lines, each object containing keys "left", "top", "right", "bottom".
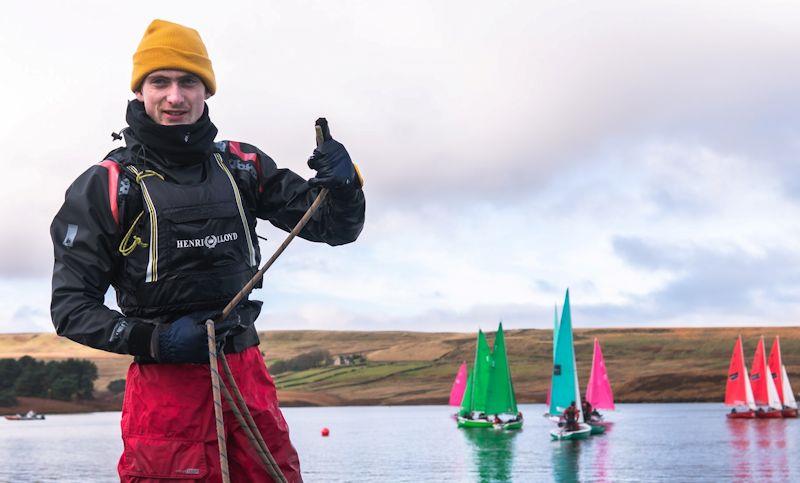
{"left": 118, "top": 346, "right": 302, "bottom": 482}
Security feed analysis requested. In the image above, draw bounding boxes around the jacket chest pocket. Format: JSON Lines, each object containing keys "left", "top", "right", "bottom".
{"left": 158, "top": 202, "right": 249, "bottom": 278}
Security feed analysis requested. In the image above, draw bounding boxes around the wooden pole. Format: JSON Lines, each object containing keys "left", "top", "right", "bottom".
{"left": 206, "top": 320, "right": 231, "bottom": 483}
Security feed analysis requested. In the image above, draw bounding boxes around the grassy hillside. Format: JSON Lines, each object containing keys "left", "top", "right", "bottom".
{"left": 1, "top": 327, "right": 799, "bottom": 411}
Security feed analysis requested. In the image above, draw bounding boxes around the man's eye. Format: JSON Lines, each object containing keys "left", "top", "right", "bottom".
{"left": 150, "top": 79, "right": 169, "bottom": 87}
{"left": 181, "top": 78, "right": 199, "bottom": 87}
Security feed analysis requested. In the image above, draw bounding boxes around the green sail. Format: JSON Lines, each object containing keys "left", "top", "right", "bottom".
{"left": 458, "top": 371, "right": 473, "bottom": 417}
{"left": 549, "top": 289, "right": 580, "bottom": 415}
{"left": 486, "top": 323, "right": 518, "bottom": 415}
{"left": 467, "top": 330, "right": 493, "bottom": 414}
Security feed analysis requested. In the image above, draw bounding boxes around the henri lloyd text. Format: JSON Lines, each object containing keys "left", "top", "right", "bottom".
{"left": 177, "top": 232, "right": 238, "bottom": 249}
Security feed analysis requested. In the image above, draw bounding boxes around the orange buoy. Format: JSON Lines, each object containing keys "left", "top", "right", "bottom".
{"left": 321, "top": 427, "right": 330, "bottom": 437}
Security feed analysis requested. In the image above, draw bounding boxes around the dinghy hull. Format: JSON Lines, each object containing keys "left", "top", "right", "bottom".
{"left": 726, "top": 410, "right": 755, "bottom": 419}
{"left": 589, "top": 423, "right": 606, "bottom": 435}
{"left": 755, "top": 409, "right": 783, "bottom": 419}
{"left": 457, "top": 417, "right": 494, "bottom": 428}
{"left": 550, "top": 424, "right": 591, "bottom": 441}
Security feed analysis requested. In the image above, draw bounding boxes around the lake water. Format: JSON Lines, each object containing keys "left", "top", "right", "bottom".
{"left": 0, "top": 403, "right": 798, "bottom": 482}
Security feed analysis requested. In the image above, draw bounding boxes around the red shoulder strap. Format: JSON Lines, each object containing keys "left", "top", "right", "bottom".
{"left": 228, "top": 141, "right": 263, "bottom": 192}
{"left": 98, "top": 160, "right": 121, "bottom": 225}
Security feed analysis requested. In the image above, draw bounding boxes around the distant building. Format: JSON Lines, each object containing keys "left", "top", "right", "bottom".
{"left": 333, "top": 353, "right": 366, "bottom": 366}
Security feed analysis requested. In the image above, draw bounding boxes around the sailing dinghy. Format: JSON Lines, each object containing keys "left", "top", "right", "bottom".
{"left": 768, "top": 336, "right": 798, "bottom": 418}
{"left": 780, "top": 365, "right": 798, "bottom": 418}
{"left": 750, "top": 336, "right": 783, "bottom": 418}
{"left": 449, "top": 362, "right": 468, "bottom": 407}
{"left": 725, "top": 335, "right": 756, "bottom": 418}
{"left": 457, "top": 324, "right": 523, "bottom": 430}
{"left": 585, "top": 337, "right": 614, "bottom": 430}
{"left": 548, "top": 290, "right": 592, "bottom": 440}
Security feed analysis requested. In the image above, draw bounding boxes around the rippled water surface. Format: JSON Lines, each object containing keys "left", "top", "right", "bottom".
{"left": 0, "top": 403, "right": 798, "bottom": 482}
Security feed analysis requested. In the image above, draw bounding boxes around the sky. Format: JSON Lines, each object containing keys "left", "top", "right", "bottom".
{"left": 2, "top": 1, "right": 800, "bottom": 334}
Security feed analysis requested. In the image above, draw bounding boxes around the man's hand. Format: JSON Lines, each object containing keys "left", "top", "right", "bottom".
{"left": 307, "top": 118, "right": 360, "bottom": 190}
{"left": 150, "top": 310, "right": 241, "bottom": 363}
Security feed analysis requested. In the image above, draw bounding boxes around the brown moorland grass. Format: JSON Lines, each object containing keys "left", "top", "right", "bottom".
{"left": 1, "top": 327, "right": 799, "bottom": 413}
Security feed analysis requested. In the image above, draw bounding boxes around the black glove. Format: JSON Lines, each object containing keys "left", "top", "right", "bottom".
{"left": 150, "top": 310, "right": 241, "bottom": 364}
{"left": 307, "top": 118, "right": 359, "bottom": 190}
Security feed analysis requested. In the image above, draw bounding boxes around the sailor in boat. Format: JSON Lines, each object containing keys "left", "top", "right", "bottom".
{"left": 582, "top": 400, "right": 602, "bottom": 422}
{"left": 563, "top": 401, "right": 580, "bottom": 431}
{"left": 581, "top": 401, "right": 592, "bottom": 423}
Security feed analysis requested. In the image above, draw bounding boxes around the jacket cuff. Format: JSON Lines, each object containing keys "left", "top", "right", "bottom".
{"left": 128, "top": 322, "right": 155, "bottom": 357}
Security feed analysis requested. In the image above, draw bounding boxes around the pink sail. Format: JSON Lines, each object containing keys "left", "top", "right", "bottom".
{"left": 449, "top": 362, "right": 468, "bottom": 406}
{"left": 585, "top": 338, "right": 615, "bottom": 410}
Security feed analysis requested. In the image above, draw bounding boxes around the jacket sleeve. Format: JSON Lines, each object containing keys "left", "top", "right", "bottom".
{"left": 50, "top": 164, "right": 154, "bottom": 356}
{"left": 239, "top": 144, "right": 366, "bottom": 245}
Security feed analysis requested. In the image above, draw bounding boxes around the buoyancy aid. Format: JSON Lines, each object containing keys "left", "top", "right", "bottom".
{"left": 111, "top": 152, "right": 261, "bottom": 318}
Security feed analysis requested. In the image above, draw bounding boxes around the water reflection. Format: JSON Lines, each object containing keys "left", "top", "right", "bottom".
{"left": 551, "top": 440, "right": 580, "bottom": 483}
{"left": 461, "top": 428, "right": 518, "bottom": 482}
{"left": 753, "top": 420, "right": 789, "bottom": 481}
{"left": 593, "top": 430, "right": 610, "bottom": 482}
{"left": 726, "top": 419, "right": 751, "bottom": 480}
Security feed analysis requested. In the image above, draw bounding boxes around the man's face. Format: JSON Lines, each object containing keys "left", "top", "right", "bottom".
{"left": 135, "top": 69, "right": 209, "bottom": 125}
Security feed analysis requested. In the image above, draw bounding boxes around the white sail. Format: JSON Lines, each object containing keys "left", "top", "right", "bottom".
{"left": 573, "top": 354, "right": 582, "bottom": 414}
{"left": 765, "top": 349, "right": 782, "bottom": 409}
{"left": 743, "top": 352, "right": 757, "bottom": 410}
{"left": 781, "top": 365, "right": 797, "bottom": 409}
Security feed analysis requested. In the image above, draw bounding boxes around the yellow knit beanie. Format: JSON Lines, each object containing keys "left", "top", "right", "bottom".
{"left": 131, "top": 19, "right": 216, "bottom": 96}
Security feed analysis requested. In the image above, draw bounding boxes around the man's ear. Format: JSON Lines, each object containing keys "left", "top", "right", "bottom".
{"left": 135, "top": 91, "right": 144, "bottom": 102}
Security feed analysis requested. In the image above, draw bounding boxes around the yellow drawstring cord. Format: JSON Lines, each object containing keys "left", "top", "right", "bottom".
{"left": 118, "top": 211, "right": 147, "bottom": 256}
{"left": 117, "top": 169, "right": 164, "bottom": 256}
{"left": 134, "top": 170, "right": 164, "bottom": 183}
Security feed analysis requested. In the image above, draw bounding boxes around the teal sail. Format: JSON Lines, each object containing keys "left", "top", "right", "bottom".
{"left": 553, "top": 303, "right": 559, "bottom": 360}
{"left": 549, "top": 289, "right": 581, "bottom": 415}
{"left": 486, "top": 323, "right": 518, "bottom": 415}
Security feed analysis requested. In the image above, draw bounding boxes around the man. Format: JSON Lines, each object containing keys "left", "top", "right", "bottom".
{"left": 582, "top": 400, "right": 593, "bottom": 423}
{"left": 50, "top": 19, "right": 364, "bottom": 482}
{"left": 563, "top": 401, "right": 579, "bottom": 431}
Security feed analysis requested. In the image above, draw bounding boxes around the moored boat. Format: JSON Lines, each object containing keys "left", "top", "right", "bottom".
{"left": 725, "top": 335, "right": 757, "bottom": 419}
{"left": 4, "top": 410, "right": 45, "bottom": 421}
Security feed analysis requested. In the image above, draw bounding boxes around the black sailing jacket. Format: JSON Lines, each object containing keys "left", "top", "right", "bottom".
{"left": 50, "top": 127, "right": 365, "bottom": 361}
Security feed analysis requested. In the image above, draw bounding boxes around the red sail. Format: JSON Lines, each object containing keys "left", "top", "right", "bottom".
{"left": 750, "top": 337, "right": 769, "bottom": 405}
{"left": 767, "top": 336, "right": 784, "bottom": 403}
{"left": 725, "top": 336, "right": 751, "bottom": 407}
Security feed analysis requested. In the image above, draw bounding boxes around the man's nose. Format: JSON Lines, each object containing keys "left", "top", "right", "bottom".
{"left": 165, "top": 82, "right": 184, "bottom": 104}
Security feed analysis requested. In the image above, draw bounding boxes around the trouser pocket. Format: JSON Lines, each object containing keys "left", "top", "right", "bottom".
{"left": 120, "top": 436, "right": 207, "bottom": 480}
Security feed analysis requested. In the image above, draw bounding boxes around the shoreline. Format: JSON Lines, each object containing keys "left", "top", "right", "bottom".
{"left": 2, "top": 394, "right": 728, "bottom": 417}
{"left": 2, "top": 327, "right": 798, "bottom": 414}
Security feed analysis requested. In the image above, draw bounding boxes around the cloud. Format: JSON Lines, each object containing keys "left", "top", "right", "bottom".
{"left": 612, "top": 236, "right": 800, "bottom": 322}
{"left": 4, "top": 2, "right": 800, "bottom": 333}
